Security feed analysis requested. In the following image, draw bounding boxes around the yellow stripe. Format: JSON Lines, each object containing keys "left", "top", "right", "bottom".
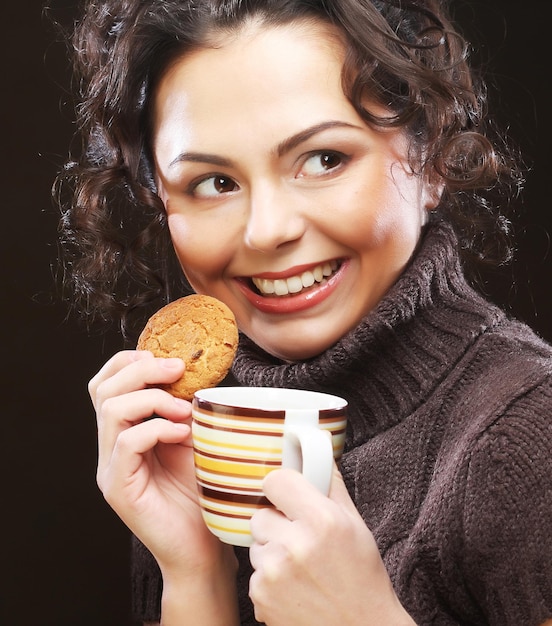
{"left": 199, "top": 478, "right": 260, "bottom": 490}
{"left": 204, "top": 519, "right": 251, "bottom": 536}
{"left": 200, "top": 499, "right": 264, "bottom": 515}
{"left": 194, "top": 454, "right": 275, "bottom": 478}
{"left": 193, "top": 433, "right": 281, "bottom": 454}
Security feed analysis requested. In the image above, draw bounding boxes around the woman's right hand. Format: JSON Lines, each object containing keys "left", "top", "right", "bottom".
{"left": 89, "top": 350, "right": 236, "bottom": 578}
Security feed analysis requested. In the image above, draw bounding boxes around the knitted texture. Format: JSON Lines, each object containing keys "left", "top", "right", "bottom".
{"left": 131, "top": 221, "right": 552, "bottom": 625}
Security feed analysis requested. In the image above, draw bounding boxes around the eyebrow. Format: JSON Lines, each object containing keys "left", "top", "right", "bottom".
{"left": 276, "top": 121, "right": 361, "bottom": 157}
{"left": 168, "top": 120, "right": 361, "bottom": 169}
{"left": 169, "top": 152, "right": 233, "bottom": 169}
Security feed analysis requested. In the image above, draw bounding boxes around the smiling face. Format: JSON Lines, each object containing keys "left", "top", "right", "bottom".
{"left": 152, "top": 19, "right": 437, "bottom": 361}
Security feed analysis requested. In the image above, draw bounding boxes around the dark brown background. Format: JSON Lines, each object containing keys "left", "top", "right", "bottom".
{"left": 1, "top": 1, "right": 549, "bottom": 624}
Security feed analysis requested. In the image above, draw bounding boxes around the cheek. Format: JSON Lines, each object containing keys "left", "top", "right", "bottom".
{"left": 325, "top": 186, "right": 395, "bottom": 251}
{"left": 166, "top": 213, "right": 194, "bottom": 265}
{"left": 167, "top": 213, "right": 233, "bottom": 284}
{"left": 331, "top": 174, "right": 424, "bottom": 258}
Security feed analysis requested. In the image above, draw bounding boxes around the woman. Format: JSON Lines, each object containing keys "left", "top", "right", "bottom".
{"left": 58, "top": 0, "right": 552, "bottom": 624}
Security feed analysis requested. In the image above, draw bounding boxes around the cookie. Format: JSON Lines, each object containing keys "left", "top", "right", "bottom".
{"left": 137, "top": 295, "right": 238, "bottom": 400}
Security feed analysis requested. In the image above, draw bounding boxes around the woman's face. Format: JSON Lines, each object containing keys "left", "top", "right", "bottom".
{"left": 152, "top": 20, "right": 437, "bottom": 361}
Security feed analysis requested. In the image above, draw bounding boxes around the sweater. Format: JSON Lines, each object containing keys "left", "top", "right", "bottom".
{"left": 131, "top": 220, "right": 552, "bottom": 625}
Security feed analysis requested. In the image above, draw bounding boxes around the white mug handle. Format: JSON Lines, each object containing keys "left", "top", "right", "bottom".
{"left": 281, "top": 409, "right": 334, "bottom": 495}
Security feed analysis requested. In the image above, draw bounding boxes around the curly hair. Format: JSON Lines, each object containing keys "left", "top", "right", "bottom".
{"left": 54, "top": 0, "right": 523, "bottom": 338}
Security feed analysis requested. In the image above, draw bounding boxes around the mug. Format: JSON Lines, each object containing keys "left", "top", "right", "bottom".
{"left": 191, "top": 386, "right": 348, "bottom": 547}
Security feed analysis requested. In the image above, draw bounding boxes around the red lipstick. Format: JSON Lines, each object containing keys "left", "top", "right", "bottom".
{"left": 235, "top": 260, "right": 348, "bottom": 314}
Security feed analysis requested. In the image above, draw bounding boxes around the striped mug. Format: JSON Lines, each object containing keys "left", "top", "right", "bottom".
{"left": 191, "top": 386, "right": 348, "bottom": 547}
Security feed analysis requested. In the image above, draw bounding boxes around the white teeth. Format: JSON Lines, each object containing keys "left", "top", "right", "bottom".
{"left": 301, "top": 270, "right": 315, "bottom": 288}
{"left": 258, "top": 278, "right": 275, "bottom": 294}
{"left": 287, "top": 276, "right": 304, "bottom": 294}
{"left": 251, "top": 261, "right": 340, "bottom": 297}
{"left": 274, "top": 279, "right": 288, "bottom": 296}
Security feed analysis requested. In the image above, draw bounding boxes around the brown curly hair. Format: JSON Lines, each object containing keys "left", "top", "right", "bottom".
{"left": 54, "top": 0, "right": 523, "bottom": 338}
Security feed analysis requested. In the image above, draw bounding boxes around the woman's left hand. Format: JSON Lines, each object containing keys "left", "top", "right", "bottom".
{"left": 249, "top": 463, "right": 415, "bottom": 626}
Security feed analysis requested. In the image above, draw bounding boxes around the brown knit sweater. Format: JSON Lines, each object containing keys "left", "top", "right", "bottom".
{"left": 131, "top": 220, "right": 552, "bottom": 625}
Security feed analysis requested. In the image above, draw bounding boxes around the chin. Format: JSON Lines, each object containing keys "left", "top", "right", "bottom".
{"left": 254, "top": 335, "right": 336, "bottom": 363}
{"left": 242, "top": 315, "right": 357, "bottom": 363}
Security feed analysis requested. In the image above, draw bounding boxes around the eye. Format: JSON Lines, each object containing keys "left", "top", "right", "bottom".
{"left": 190, "top": 175, "right": 239, "bottom": 198}
{"left": 298, "top": 151, "right": 348, "bottom": 177}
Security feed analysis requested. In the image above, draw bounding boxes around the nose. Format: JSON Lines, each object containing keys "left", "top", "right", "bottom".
{"left": 244, "top": 183, "right": 306, "bottom": 252}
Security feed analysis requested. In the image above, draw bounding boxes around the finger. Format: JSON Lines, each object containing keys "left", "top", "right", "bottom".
{"left": 99, "top": 416, "right": 190, "bottom": 499}
{"left": 249, "top": 506, "right": 288, "bottom": 548}
{"left": 261, "top": 462, "right": 357, "bottom": 522}
{"left": 97, "top": 387, "right": 191, "bottom": 469}
{"left": 89, "top": 350, "right": 154, "bottom": 409}
{"left": 262, "top": 468, "right": 327, "bottom": 522}
{"left": 99, "top": 387, "right": 190, "bottom": 428}
{"left": 249, "top": 508, "right": 293, "bottom": 590}
{"left": 93, "top": 355, "right": 185, "bottom": 414}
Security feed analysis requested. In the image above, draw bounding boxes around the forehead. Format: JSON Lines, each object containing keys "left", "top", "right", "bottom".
{"left": 156, "top": 18, "right": 347, "bottom": 97}
{"left": 151, "top": 20, "right": 356, "bottom": 163}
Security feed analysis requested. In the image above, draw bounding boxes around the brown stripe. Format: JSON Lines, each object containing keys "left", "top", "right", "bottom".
{"left": 330, "top": 427, "right": 347, "bottom": 435}
{"left": 319, "top": 408, "right": 347, "bottom": 418}
{"left": 201, "top": 506, "right": 253, "bottom": 520}
{"left": 198, "top": 477, "right": 264, "bottom": 494}
{"left": 196, "top": 412, "right": 286, "bottom": 425}
{"left": 199, "top": 485, "right": 271, "bottom": 507}
{"left": 196, "top": 400, "right": 346, "bottom": 421}
{"left": 195, "top": 400, "right": 286, "bottom": 419}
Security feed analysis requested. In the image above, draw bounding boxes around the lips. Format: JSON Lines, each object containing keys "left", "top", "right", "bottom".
{"left": 236, "top": 259, "right": 346, "bottom": 314}
{"left": 251, "top": 260, "right": 340, "bottom": 297}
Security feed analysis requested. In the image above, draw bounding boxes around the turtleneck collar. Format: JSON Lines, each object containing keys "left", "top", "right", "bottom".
{"left": 231, "top": 220, "right": 505, "bottom": 449}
